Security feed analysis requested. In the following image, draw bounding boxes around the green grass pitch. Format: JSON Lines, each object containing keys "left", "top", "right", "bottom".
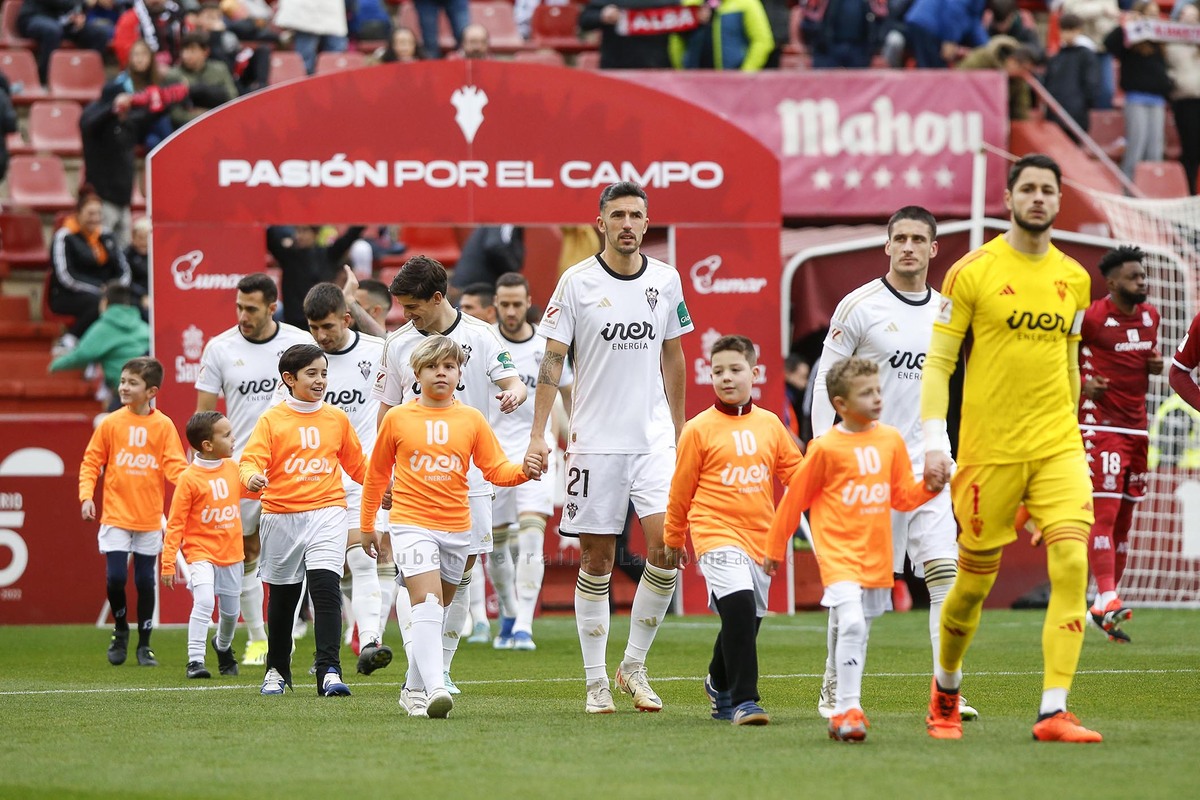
{"left": 1, "top": 609, "right": 1195, "bottom": 799}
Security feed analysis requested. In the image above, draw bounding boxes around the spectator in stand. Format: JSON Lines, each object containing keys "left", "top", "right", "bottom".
{"left": 800, "top": 0, "right": 888, "bottom": 69}
{"left": 671, "top": 0, "right": 773, "bottom": 70}
{"left": 84, "top": 0, "right": 125, "bottom": 36}
{"left": 761, "top": 0, "right": 789, "bottom": 67}
{"left": 458, "top": 22, "right": 491, "bottom": 58}
{"left": 196, "top": 2, "right": 271, "bottom": 95}
{"left": 957, "top": 35, "right": 1034, "bottom": 120}
{"left": 783, "top": 353, "right": 810, "bottom": 445}
{"left": 17, "top": 0, "right": 113, "bottom": 83}
{"left": 221, "top": 0, "right": 279, "bottom": 42}
{"left": 50, "top": 282, "right": 150, "bottom": 409}
{"left": 904, "top": 0, "right": 987, "bottom": 67}
{"left": 880, "top": 0, "right": 915, "bottom": 67}
{"left": 168, "top": 32, "right": 238, "bottom": 129}
{"left": 1105, "top": 0, "right": 1173, "bottom": 179}
{"left": 113, "top": 0, "right": 187, "bottom": 68}
{"left": 986, "top": 0, "right": 1042, "bottom": 63}
{"left": 1044, "top": 13, "right": 1101, "bottom": 139}
{"left": 1167, "top": 3, "right": 1200, "bottom": 194}
{"left": 0, "top": 75, "right": 16, "bottom": 184}
{"left": 580, "top": 0, "right": 687, "bottom": 68}
{"left": 371, "top": 25, "right": 422, "bottom": 63}
{"left": 82, "top": 61, "right": 145, "bottom": 251}
{"left": 351, "top": 0, "right": 392, "bottom": 40}
{"left": 266, "top": 224, "right": 367, "bottom": 329}
{"left": 48, "top": 190, "right": 132, "bottom": 356}
{"left": 1061, "top": 0, "right": 1119, "bottom": 109}
{"left": 448, "top": 225, "right": 524, "bottom": 304}
{"left": 125, "top": 217, "right": 151, "bottom": 313}
{"left": 413, "top": 0, "right": 469, "bottom": 58}
{"left": 274, "top": 0, "right": 350, "bottom": 75}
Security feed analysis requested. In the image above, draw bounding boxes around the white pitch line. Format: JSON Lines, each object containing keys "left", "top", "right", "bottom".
{"left": 1, "top": 667, "right": 1195, "bottom": 698}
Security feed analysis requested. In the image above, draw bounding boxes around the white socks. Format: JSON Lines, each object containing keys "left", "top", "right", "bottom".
{"left": 488, "top": 526, "right": 518, "bottom": 620}
{"left": 514, "top": 519, "right": 546, "bottom": 636}
{"left": 823, "top": 611, "right": 837, "bottom": 682}
{"left": 411, "top": 596, "right": 445, "bottom": 693}
{"left": 378, "top": 563, "right": 398, "bottom": 639}
{"left": 468, "top": 560, "right": 487, "bottom": 631}
{"left": 215, "top": 594, "right": 238, "bottom": 653}
{"left": 346, "top": 546, "right": 382, "bottom": 644}
{"left": 442, "top": 572, "right": 471, "bottom": 671}
{"left": 832, "top": 601, "right": 869, "bottom": 714}
{"left": 924, "top": 558, "right": 957, "bottom": 673}
{"left": 575, "top": 571, "right": 611, "bottom": 684}
{"left": 1040, "top": 687, "right": 1069, "bottom": 715}
{"left": 240, "top": 560, "right": 267, "bottom": 641}
{"left": 188, "top": 582, "right": 216, "bottom": 663}
{"left": 624, "top": 563, "right": 676, "bottom": 665}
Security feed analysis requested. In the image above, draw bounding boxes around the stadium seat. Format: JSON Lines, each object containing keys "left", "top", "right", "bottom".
{"left": 47, "top": 49, "right": 104, "bottom": 102}
{"left": 6, "top": 129, "right": 32, "bottom": 156}
{"left": 531, "top": 4, "right": 586, "bottom": 52}
{"left": 0, "top": 0, "right": 32, "bottom": 50}
{"left": 28, "top": 100, "right": 82, "bottom": 156}
{"left": 575, "top": 50, "right": 600, "bottom": 69}
{"left": 512, "top": 48, "right": 566, "bottom": 67}
{"left": 469, "top": 1, "right": 526, "bottom": 53}
{"left": 268, "top": 51, "right": 306, "bottom": 85}
{"left": 316, "top": 50, "right": 366, "bottom": 74}
{"left": 0, "top": 209, "right": 49, "bottom": 276}
{"left": 1134, "top": 161, "right": 1190, "bottom": 199}
{"left": 0, "top": 49, "right": 46, "bottom": 104}
{"left": 1088, "top": 109, "right": 1124, "bottom": 160}
{"left": 6, "top": 154, "right": 75, "bottom": 211}
{"left": 399, "top": 225, "right": 461, "bottom": 267}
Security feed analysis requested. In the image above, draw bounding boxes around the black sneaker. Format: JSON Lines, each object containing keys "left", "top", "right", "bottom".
{"left": 212, "top": 638, "right": 239, "bottom": 676}
{"left": 107, "top": 629, "right": 129, "bottom": 666}
{"left": 186, "top": 661, "right": 211, "bottom": 679}
{"left": 136, "top": 645, "right": 158, "bottom": 666}
{"left": 356, "top": 641, "right": 394, "bottom": 675}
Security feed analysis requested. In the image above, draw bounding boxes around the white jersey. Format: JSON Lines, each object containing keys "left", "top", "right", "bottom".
{"left": 323, "top": 330, "right": 385, "bottom": 457}
{"left": 372, "top": 310, "right": 519, "bottom": 495}
{"left": 538, "top": 253, "right": 693, "bottom": 454}
{"left": 195, "top": 322, "right": 315, "bottom": 458}
{"left": 492, "top": 326, "right": 574, "bottom": 459}
{"left": 811, "top": 276, "right": 952, "bottom": 472}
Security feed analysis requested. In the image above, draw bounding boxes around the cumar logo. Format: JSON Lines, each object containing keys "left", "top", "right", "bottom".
{"left": 172, "top": 250, "right": 246, "bottom": 291}
{"left": 451, "top": 86, "right": 488, "bottom": 144}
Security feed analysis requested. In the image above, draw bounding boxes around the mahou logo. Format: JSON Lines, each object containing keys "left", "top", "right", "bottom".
{"left": 777, "top": 96, "right": 982, "bottom": 158}
{"left": 172, "top": 250, "right": 247, "bottom": 291}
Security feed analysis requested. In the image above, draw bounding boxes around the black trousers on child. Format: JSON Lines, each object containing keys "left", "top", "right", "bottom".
{"left": 265, "top": 569, "right": 342, "bottom": 686}
{"left": 709, "top": 590, "right": 763, "bottom": 706}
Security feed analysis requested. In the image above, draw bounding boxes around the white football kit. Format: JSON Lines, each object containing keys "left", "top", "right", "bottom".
{"left": 321, "top": 330, "right": 386, "bottom": 526}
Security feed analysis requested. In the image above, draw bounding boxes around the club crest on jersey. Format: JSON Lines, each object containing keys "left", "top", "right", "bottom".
{"left": 358, "top": 360, "right": 372, "bottom": 380}
{"left": 1054, "top": 280, "right": 1068, "bottom": 301}
{"left": 645, "top": 287, "right": 659, "bottom": 311}
{"left": 565, "top": 502, "right": 578, "bottom": 520}
{"left": 460, "top": 344, "right": 472, "bottom": 365}
{"left": 1143, "top": 311, "right": 1153, "bottom": 327}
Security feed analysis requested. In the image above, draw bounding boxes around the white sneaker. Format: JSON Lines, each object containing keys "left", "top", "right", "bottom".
{"left": 818, "top": 671, "right": 836, "bottom": 719}
{"left": 585, "top": 680, "right": 616, "bottom": 714}
{"left": 260, "top": 667, "right": 287, "bottom": 695}
{"left": 615, "top": 662, "right": 662, "bottom": 712}
{"left": 960, "top": 695, "right": 979, "bottom": 721}
{"left": 425, "top": 688, "right": 454, "bottom": 719}
{"left": 401, "top": 686, "right": 428, "bottom": 717}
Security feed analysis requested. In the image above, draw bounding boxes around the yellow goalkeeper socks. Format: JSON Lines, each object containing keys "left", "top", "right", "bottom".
{"left": 937, "top": 548, "right": 1001, "bottom": 683}
{"left": 1042, "top": 531, "right": 1090, "bottom": 693}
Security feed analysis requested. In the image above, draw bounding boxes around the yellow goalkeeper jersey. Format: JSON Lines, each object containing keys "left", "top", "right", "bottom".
{"left": 932, "top": 235, "right": 1091, "bottom": 465}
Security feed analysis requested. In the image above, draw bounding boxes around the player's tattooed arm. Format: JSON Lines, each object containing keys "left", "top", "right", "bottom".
{"left": 538, "top": 350, "right": 564, "bottom": 387}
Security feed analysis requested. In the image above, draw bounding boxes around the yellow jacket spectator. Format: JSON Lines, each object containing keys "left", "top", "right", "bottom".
{"left": 670, "top": 0, "right": 774, "bottom": 70}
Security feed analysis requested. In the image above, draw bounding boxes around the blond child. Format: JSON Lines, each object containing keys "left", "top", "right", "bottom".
{"left": 663, "top": 335, "right": 803, "bottom": 726}
{"left": 764, "top": 357, "right": 943, "bottom": 742}
{"left": 162, "top": 411, "right": 245, "bottom": 679}
{"left": 79, "top": 357, "right": 187, "bottom": 668}
{"left": 239, "top": 343, "right": 367, "bottom": 697}
{"left": 361, "top": 335, "right": 541, "bottom": 719}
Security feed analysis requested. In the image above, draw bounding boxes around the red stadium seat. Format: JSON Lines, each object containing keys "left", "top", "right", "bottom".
{"left": 399, "top": 225, "right": 461, "bottom": 267}
{"left": 530, "top": 4, "right": 596, "bottom": 53}
{"left": 28, "top": 100, "right": 82, "bottom": 156}
{"left": 6, "top": 154, "right": 74, "bottom": 211}
{"left": 47, "top": 49, "right": 104, "bottom": 102}
{"left": 1088, "top": 109, "right": 1124, "bottom": 161}
{"left": 1134, "top": 161, "right": 1189, "bottom": 199}
{"left": 512, "top": 48, "right": 566, "bottom": 67}
{"left": 0, "top": 0, "right": 32, "bottom": 50}
{"left": 0, "top": 209, "right": 49, "bottom": 275}
{"left": 0, "top": 49, "right": 46, "bottom": 104}
{"left": 268, "top": 51, "right": 306, "bottom": 85}
{"left": 6, "top": 129, "right": 32, "bottom": 156}
{"left": 316, "top": 50, "right": 367, "bottom": 74}
{"left": 470, "top": 1, "right": 526, "bottom": 53}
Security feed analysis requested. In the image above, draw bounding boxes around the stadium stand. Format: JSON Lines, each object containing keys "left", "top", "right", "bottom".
{"left": 6, "top": 154, "right": 74, "bottom": 211}
{"left": 1134, "top": 161, "right": 1191, "bottom": 199}
{"left": 28, "top": 100, "right": 82, "bottom": 157}
{"left": 0, "top": 209, "right": 50, "bottom": 277}
{"left": 46, "top": 50, "right": 105, "bottom": 103}
{"left": 268, "top": 50, "right": 307, "bottom": 85}
{"left": 316, "top": 50, "right": 367, "bottom": 74}
{"left": 0, "top": 49, "right": 46, "bottom": 104}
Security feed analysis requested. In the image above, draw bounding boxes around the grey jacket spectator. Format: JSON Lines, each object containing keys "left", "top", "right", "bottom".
{"left": 267, "top": 225, "right": 367, "bottom": 328}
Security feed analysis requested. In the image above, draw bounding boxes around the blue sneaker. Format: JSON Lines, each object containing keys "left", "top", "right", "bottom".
{"left": 443, "top": 670, "right": 461, "bottom": 695}
{"left": 492, "top": 617, "right": 516, "bottom": 650}
{"left": 704, "top": 674, "right": 733, "bottom": 721}
{"left": 512, "top": 631, "right": 537, "bottom": 651}
{"left": 320, "top": 668, "right": 351, "bottom": 697}
{"left": 731, "top": 700, "right": 770, "bottom": 726}
{"left": 261, "top": 667, "right": 288, "bottom": 695}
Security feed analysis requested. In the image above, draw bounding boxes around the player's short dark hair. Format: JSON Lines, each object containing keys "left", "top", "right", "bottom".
{"left": 460, "top": 282, "right": 495, "bottom": 307}
{"left": 186, "top": 410, "right": 225, "bottom": 451}
{"left": 710, "top": 335, "right": 757, "bottom": 366}
{"left": 278, "top": 344, "right": 326, "bottom": 383}
{"left": 495, "top": 272, "right": 529, "bottom": 293}
{"left": 1007, "top": 153, "right": 1062, "bottom": 191}
{"left": 237, "top": 273, "right": 277, "bottom": 304}
{"left": 122, "top": 356, "right": 164, "bottom": 389}
{"left": 182, "top": 31, "right": 209, "bottom": 50}
{"left": 598, "top": 181, "right": 648, "bottom": 213}
{"left": 303, "top": 282, "right": 346, "bottom": 321}
{"left": 887, "top": 206, "right": 937, "bottom": 239}
{"left": 785, "top": 353, "right": 806, "bottom": 373}
{"left": 357, "top": 278, "right": 393, "bottom": 311}
{"left": 103, "top": 281, "right": 136, "bottom": 307}
{"left": 1097, "top": 245, "right": 1146, "bottom": 277}
{"left": 826, "top": 356, "right": 878, "bottom": 404}
{"left": 390, "top": 255, "right": 448, "bottom": 300}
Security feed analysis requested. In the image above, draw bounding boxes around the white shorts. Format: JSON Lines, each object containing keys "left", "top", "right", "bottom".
{"left": 187, "top": 561, "right": 242, "bottom": 596}
{"left": 891, "top": 486, "right": 957, "bottom": 577}
{"left": 239, "top": 498, "right": 262, "bottom": 539}
{"left": 390, "top": 524, "right": 470, "bottom": 586}
{"left": 468, "top": 494, "right": 494, "bottom": 555}
{"left": 98, "top": 525, "right": 162, "bottom": 555}
{"left": 258, "top": 507, "right": 347, "bottom": 584}
{"left": 493, "top": 478, "right": 554, "bottom": 527}
{"left": 821, "top": 581, "right": 889, "bottom": 621}
{"left": 559, "top": 449, "right": 675, "bottom": 536}
{"left": 698, "top": 546, "right": 771, "bottom": 618}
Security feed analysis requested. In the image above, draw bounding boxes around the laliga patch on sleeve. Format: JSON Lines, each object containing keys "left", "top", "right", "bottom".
{"left": 676, "top": 300, "right": 691, "bottom": 327}
{"left": 498, "top": 351, "right": 516, "bottom": 370}
{"left": 541, "top": 303, "right": 561, "bottom": 330}
{"left": 374, "top": 371, "right": 387, "bottom": 393}
{"left": 935, "top": 297, "right": 953, "bottom": 324}
{"left": 1071, "top": 310, "right": 1085, "bottom": 335}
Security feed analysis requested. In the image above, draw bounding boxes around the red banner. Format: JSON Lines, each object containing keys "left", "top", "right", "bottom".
{"left": 620, "top": 71, "right": 1010, "bottom": 219}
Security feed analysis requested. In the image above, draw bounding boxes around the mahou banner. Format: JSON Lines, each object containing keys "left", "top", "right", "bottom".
{"left": 622, "top": 71, "right": 1009, "bottom": 219}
